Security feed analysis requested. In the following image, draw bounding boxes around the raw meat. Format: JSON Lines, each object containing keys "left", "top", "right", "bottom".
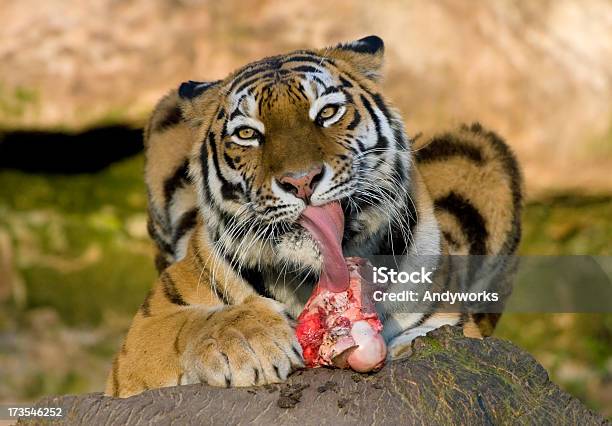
{"left": 295, "top": 257, "right": 387, "bottom": 371}
{"left": 296, "top": 202, "right": 387, "bottom": 372}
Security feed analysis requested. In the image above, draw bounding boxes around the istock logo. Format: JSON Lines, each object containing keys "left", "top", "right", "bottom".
{"left": 372, "top": 267, "right": 434, "bottom": 285}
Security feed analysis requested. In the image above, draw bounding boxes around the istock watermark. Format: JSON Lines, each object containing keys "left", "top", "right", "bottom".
{"left": 372, "top": 266, "right": 434, "bottom": 284}
{"left": 360, "top": 255, "right": 612, "bottom": 314}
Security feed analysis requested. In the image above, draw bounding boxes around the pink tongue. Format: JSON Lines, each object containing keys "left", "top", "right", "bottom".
{"left": 299, "top": 202, "right": 349, "bottom": 292}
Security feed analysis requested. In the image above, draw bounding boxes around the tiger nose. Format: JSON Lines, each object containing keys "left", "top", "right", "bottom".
{"left": 276, "top": 165, "right": 324, "bottom": 201}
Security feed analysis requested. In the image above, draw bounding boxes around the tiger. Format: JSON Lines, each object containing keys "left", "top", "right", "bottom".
{"left": 106, "top": 35, "right": 522, "bottom": 398}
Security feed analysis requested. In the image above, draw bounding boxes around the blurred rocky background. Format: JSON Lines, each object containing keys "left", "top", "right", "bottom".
{"left": 0, "top": 0, "right": 611, "bottom": 418}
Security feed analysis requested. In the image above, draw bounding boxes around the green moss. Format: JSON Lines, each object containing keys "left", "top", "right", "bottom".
{"left": 0, "top": 154, "right": 154, "bottom": 326}
{"left": 409, "top": 336, "right": 445, "bottom": 360}
{"left": 0, "top": 83, "right": 40, "bottom": 119}
{"left": 23, "top": 371, "right": 90, "bottom": 400}
{"left": 520, "top": 194, "right": 612, "bottom": 255}
{"left": 22, "top": 251, "right": 154, "bottom": 326}
{"left": 0, "top": 155, "right": 146, "bottom": 216}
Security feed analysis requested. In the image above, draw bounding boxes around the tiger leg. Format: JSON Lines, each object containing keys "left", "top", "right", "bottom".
{"left": 106, "top": 239, "right": 303, "bottom": 398}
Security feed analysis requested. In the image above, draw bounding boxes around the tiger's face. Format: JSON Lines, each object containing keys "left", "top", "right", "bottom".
{"left": 181, "top": 36, "right": 411, "bottom": 278}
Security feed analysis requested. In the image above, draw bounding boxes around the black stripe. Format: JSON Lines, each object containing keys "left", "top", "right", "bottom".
{"left": 140, "top": 289, "right": 154, "bottom": 317}
{"left": 280, "top": 54, "right": 333, "bottom": 66}
{"left": 406, "top": 186, "right": 419, "bottom": 234}
{"left": 371, "top": 93, "right": 390, "bottom": 120}
{"left": 257, "top": 203, "right": 292, "bottom": 214}
{"left": 442, "top": 231, "right": 461, "bottom": 248}
{"left": 193, "top": 246, "right": 205, "bottom": 270}
{"left": 391, "top": 121, "right": 408, "bottom": 151}
{"left": 258, "top": 86, "right": 269, "bottom": 112}
{"left": 147, "top": 218, "right": 174, "bottom": 257}
{"left": 318, "top": 179, "right": 350, "bottom": 198}
{"left": 360, "top": 94, "right": 388, "bottom": 149}
{"left": 192, "top": 245, "right": 232, "bottom": 306}
{"left": 172, "top": 208, "right": 198, "bottom": 247}
{"left": 223, "top": 253, "right": 275, "bottom": 299}
{"left": 314, "top": 57, "right": 378, "bottom": 99}
{"left": 163, "top": 160, "right": 189, "bottom": 203}
{"left": 234, "top": 74, "right": 276, "bottom": 97}
{"left": 208, "top": 133, "right": 242, "bottom": 201}
{"left": 148, "top": 202, "right": 168, "bottom": 232}
{"left": 228, "top": 60, "right": 286, "bottom": 94}
{"left": 394, "top": 156, "right": 406, "bottom": 183}
{"left": 229, "top": 94, "right": 247, "bottom": 119}
{"left": 473, "top": 312, "right": 501, "bottom": 331}
{"left": 211, "top": 278, "right": 232, "bottom": 305}
{"left": 217, "top": 210, "right": 250, "bottom": 241}
{"left": 208, "top": 133, "right": 226, "bottom": 184}
{"left": 290, "top": 65, "right": 322, "bottom": 74}
{"left": 339, "top": 76, "right": 353, "bottom": 88}
{"left": 322, "top": 86, "right": 340, "bottom": 95}
{"left": 372, "top": 94, "right": 409, "bottom": 151}
{"left": 221, "top": 182, "right": 242, "bottom": 201}
{"left": 154, "top": 253, "right": 170, "bottom": 273}
{"left": 285, "top": 85, "right": 302, "bottom": 103}
{"left": 224, "top": 152, "right": 237, "bottom": 170}
{"left": 153, "top": 105, "right": 183, "bottom": 132}
{"left": 174, "top": 319, "right": 189, "bottom": 355}
{"left": 229, "top": 105, "right": 245, "bottom": 120}
{"left": 200, "top": 136, "right": 213, "bottom": 201}
{"left": 287, "top": 84, "right": 307, "bottom": 102}
{"left": 434, "top": 192, "right": 488, "bottom": 255}
{"left": 161, "top": 271, "right": 188, "bottom": 305}
{"left": 415, "top": 136, "right": 484, "bottom": 165}
{"left": 229, "top": 65, "right": 277, "bottom": 92}
{"left": 309, "top": 75, "right": 326, "bottom": 87}
{"left": 414, "top": 312, "right": 433, "bottom": 328}
{"left": 346, "top": 109, "right": 361, "bottom": 130}
{"left": 462, "top": 123, "right": 522, "bottom": 255}
{"left": 360, "top": 95, "right": 377, "bottom": 128}
{"left": 192, "top": 224, "right": 231, "bottom": 305}
{"left": 220, "top": 116, "right": 229, "bottom": 138}
{"left": 222, "top": 352, "right": 232, "bottom": 387}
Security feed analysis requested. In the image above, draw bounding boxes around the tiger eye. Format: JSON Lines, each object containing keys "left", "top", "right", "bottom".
{"left": 319, "top": 105, "right": 338, "bottom": 119}
{"left": 237, "top": 128, "right": 255, "bottom": 139}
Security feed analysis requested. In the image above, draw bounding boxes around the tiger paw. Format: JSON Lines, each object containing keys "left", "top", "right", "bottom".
{"left": 181, "top": 295, "right": 304, "bottom": 387}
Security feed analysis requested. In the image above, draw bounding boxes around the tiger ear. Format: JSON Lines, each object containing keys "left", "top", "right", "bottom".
{"left": 177, "top": 80, "right": 222, "bottom": 124}
{"left": 323, "top": 35, "right": 385, "bottom": 81}
{"left": 178, "top": 80, "right": 219, "bottom": 100}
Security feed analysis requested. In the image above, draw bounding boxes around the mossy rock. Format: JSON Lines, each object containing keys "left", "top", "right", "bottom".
{"left": 17, "top": 326, "right": 609, "bottom": 425}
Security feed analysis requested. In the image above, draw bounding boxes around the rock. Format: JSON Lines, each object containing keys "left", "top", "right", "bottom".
{"left": 17, "top": 326, "right": 608, "bottom": 425}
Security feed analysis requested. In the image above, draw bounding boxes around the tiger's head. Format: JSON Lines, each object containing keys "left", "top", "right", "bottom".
{"left": 179, "top": 36, "right": 412, "bottom": 282}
